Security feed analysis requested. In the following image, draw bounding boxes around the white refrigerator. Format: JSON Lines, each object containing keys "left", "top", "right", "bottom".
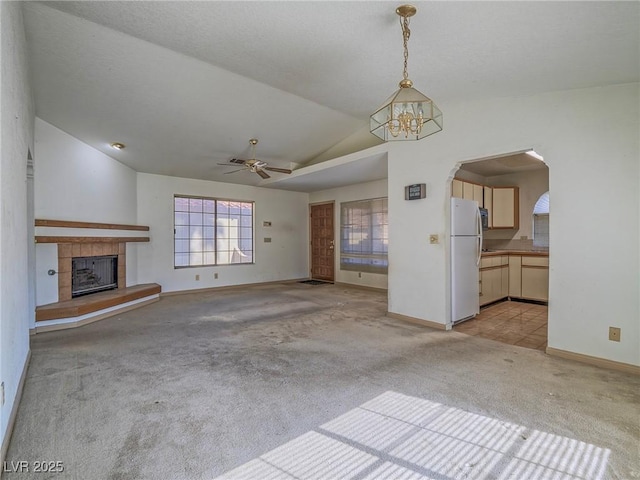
{"left": 451, "top": 197, "right": 482, "bottom": 324}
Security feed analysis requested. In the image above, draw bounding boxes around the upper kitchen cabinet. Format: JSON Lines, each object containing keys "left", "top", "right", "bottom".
{"left": 452, "top": 179, "right": 464, "bottom": 198}
{"left": 452, "top": 179, "right": 484, "bottom": 208}
{"left": 492, "top": 187, "right": 519, "bottom": 229}
{"left": 484, "top": 186, "right": 493, "bottom": 228}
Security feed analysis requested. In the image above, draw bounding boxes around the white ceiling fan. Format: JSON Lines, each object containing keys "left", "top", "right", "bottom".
{"left": 218, "top": 139, "right": 292, "bottom": 179}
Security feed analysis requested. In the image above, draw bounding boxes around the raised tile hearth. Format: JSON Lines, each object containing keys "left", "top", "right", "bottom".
{"left": 36, "top": 283, "right": 161, "bottom": 322}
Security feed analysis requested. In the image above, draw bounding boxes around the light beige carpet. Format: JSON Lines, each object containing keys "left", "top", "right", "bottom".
{"left": 4, "top": 283, "right": 639, "bottom": 479}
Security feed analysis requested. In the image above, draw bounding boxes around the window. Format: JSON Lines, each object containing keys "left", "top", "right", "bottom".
{"left": 340, "top": 197, "right": 388, "bottom": 274}
{"left": 174, "top": 195, "right": 253, "bottom": 267}
{"left": 533, "top": 191, "right": 549, "bottom": 248}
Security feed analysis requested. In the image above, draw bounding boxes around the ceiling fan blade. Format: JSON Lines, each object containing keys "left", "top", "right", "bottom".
{"left": 256, "top": 169, "right": 270, "bottom": 179}
{"left": 264, "top": 167, "right": 292, "bottom": 174}
{"left": 223, "top": 169, "right": 246, "bottom": 174}
{"left": 230, "top": 158, "right": 247, "bottom": 164}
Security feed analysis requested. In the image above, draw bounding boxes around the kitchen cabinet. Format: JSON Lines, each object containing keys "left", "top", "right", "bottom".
{"left": 492, "top": 187, "right": 519, "bottom": 229}
{"left": 473, "top": 184, "right": 484, "bottom": 208}
{"left": 484, "top": 186, "right": 493, "bottom": 228}
{"left": 521, "top": 256, "right": 549, "bottom": 301}
{"left": 508, "top": 255, "right": 522, "bottom": 297}
{"left": 508, "top": 255, "right": 549, "bottom": 302}
{"left": 452, "top": 179, "right": 484, "bottom": 208}
{"left": 462, "top": 181, "right": 474, "bottom": 201}
{"left": 452, "top": 179, "right": 463, "bottom": 198}
{"left": 479, "top": 255, "right": 509, "bottom": 306}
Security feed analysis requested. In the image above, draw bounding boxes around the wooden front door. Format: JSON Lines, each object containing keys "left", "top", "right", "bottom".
{"left": 310, "top": 203, "right": 335, "bottom": 282}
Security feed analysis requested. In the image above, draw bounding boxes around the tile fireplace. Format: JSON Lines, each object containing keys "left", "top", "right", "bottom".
{"left": 57, "top": 242, "right": 126, "bottom": 301}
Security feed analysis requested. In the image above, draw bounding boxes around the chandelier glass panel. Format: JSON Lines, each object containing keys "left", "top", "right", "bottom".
{"left": 370, "top": 5, "right": 442, "bottom": 141}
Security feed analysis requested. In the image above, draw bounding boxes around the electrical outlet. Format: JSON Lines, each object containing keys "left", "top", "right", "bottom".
{"left": 609, "top": 327, "right": 621, "bottom": 342}
{"left": 429, "top": 234, "right": 439, "bottom": 244}
{"left": 214, "top": 273, "right": 218, "bottom": 279}
{"left": 195, "top": 274, "right": 200, "bottom": 281}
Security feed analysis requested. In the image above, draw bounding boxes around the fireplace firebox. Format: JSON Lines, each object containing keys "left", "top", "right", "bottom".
{"left": 72, "top": 255, "right": 118, "bottom": 298}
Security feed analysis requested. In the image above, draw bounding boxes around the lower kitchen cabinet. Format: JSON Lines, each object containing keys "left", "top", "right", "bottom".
{"left": 479, "top": 255, "right": 509, "bottom": 306}
{"left": 521, "top": 257, "right": 549, "bottom": 301}
{"left": 508, "top": 255, "right": 549, "bottom": 302}
{"left": 508, "top": 255, "right": 522, "bottom": 297}
{"left": 481, "top": 254, "right": 549, "bottom": 306}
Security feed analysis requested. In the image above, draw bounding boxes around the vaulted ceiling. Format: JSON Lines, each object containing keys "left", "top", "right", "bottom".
{"left": 22, "top": 1, "right": 640, "bottom": 187}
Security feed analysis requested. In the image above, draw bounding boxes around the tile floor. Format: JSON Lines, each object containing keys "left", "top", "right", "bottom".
{"left": 453, "top": 300, "right": 548, "bottom": 350}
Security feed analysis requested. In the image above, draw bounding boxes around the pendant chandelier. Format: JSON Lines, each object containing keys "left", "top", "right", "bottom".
{"left": 370, "top": 5, "right": 442, "bottom": 141}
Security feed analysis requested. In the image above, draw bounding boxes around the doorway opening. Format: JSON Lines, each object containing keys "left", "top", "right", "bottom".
{"left": 448, "top": 150, "right": 550, "bottom": 350}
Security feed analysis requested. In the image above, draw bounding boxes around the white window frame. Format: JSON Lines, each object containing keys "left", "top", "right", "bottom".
{"left": 532, "top": 191, "right": 550, "bottom": 248}
{"left": 173, "top": 195, "right": 254, "bottom": 268}
{"left": 340, "top": 197, "right": 388, "bottom": 274}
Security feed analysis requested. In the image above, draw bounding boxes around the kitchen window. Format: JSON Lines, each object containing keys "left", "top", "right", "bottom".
{"left": 174, "top": 195, "right": 254, "bottom": 267}
{"left": 533, "top": 191, "right": 549, "bottom": 248}
{"left": 340, "top": 197, "right": 388, "bottom": 274}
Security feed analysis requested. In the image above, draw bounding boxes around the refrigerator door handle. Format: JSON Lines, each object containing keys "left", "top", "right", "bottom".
{"left": 476, "top": 208, "right": 483, "bottom": 266}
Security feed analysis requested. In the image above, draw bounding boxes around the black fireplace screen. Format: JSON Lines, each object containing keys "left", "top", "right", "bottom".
{"left": 72, "top": 255, "right": 118, "bottom": 297}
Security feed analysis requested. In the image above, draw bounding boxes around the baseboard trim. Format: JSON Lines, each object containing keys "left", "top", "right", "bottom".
{"left": 34, "top": 296, "right": 159, "bottom": 334}
{"left": 160, "top": 278, "right": 309, "bottom": 297}
{"left": 546, "top": 347, "right": 640, "bottom": 375}
{"left": 386, "top": 312, "right": 447, "bottom": 330}
{"left": 334, "top": 282, "right": 387, "bottom": 293}
{"left": 1, "top": 350, "right": 31, "bottom": 467}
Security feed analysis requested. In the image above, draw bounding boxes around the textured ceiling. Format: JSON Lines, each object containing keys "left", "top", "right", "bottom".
{"left": 460, "top": 153, "right": 548, "bottom": 178}
{"left": 22, "top": 1, "right": 640, "bottom": 189}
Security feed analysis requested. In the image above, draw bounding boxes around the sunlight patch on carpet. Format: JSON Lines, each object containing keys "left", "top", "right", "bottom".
{"left": 215, "top": 391, "right": 610, "bottom": 480}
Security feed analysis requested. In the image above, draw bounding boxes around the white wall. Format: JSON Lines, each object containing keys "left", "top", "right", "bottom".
{"left": 136, "top": 173, "right": 309, "bottom": 293}
{"left": 0, "top": 1, "right": 34, "bottom": 459}
{"left": 309, "top": 179, "right": 388, "bottom": 289}
{"left": 34, "top": 118, "right": 138, "bottom": 223}
{"left": 386, "top": 83, "right": 639, "bottom": 366}
{"left": 34, "top": 119, "right": 139, "bottom": 305}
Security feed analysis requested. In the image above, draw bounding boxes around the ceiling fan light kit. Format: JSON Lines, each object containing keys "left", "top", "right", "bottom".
{"left": 370, "top": 4, "right": 443, "bottom": 142}
{"left": 219, "top": 139, "right": 293, "bottom": 179}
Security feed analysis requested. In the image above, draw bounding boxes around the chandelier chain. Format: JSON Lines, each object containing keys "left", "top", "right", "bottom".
{"left": 401, "top": 15, "right": 411, "bottom": 81}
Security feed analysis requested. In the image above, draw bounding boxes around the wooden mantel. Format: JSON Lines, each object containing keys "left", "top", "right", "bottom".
{"left": 35, "top": 219, "right": 150, "bottom": 244}
{"left": 35, "top": 219, "right": 149, "bottom": 231}
{"left": 35, "top": 236, "right": 149, "bottom": 244}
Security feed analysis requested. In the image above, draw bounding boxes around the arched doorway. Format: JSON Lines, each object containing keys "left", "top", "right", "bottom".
{"left": 449, "top": 151, "right": 550, "bottom": 351}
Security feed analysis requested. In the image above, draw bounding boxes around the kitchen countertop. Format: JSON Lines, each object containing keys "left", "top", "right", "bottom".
{"left": 481, "top": 250, "right": 549, "bottom": 257}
